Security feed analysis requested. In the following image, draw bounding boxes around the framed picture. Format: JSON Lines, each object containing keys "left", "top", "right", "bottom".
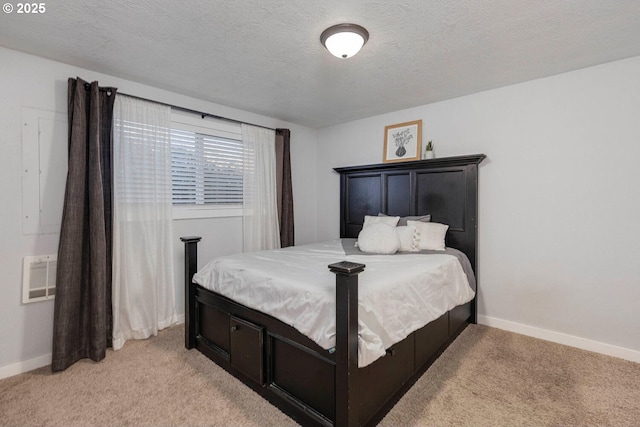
{"left": 383, "top": 120, "right": 422, "bottom": 163}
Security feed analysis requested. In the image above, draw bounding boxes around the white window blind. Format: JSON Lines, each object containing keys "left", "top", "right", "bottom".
{"left": 170, "top": 112, "right": 243, "bottom": 206}
{"left": 113, "top": 118, "right": 173, "bottom": 204}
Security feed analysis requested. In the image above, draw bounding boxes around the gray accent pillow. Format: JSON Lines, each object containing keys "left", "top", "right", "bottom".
{"left": 378, "top": 213, "right": 431, "bottom": 226}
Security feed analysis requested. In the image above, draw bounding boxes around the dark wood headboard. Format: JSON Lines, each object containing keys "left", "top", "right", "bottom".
{"left": 334, "top": 154, "right": 486, "bottom": 273}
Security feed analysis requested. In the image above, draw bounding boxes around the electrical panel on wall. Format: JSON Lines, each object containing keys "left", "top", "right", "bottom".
{"left": 21, "top": 107, "right": 67, "bottom": 235}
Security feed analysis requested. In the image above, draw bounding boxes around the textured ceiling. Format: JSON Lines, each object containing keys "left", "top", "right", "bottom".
{"left": 1, "top": 0, "right": 640, "bottom": 128}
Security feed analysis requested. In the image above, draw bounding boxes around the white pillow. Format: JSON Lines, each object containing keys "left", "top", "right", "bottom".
{"left": 407, "top": 220, "right": 448, "bottom": 251}
{"left": 363, "top": 214, "right": 400, "bottom": 228}
{"left": 357, "top": 223, "right": 400, "bottom": 254}
{"left": 396, "top": 226, "right": 419, "bottom": 252}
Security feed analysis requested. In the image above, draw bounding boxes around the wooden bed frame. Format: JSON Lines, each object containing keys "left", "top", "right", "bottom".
{"left": 181, "top": 154, "right": 486, "bottom": 427}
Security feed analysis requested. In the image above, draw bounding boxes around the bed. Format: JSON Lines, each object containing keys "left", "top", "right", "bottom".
{"left": 180, "top": 154, "right": 486, "bottom": 427}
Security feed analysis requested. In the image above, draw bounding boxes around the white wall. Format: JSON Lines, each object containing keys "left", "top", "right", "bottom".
{"left": 0, "top": 46, "right": 318, "bottom": 377}
{"left": 317, "top": 56, "right": 640, "bottom": 361}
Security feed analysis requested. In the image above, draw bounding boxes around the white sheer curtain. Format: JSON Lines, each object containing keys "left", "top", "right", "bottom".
{"left": 111, "top": 95, "right": 178, "bottom": 350}
{"left": 242, "top": 124, "right": 280, "bottom": 252}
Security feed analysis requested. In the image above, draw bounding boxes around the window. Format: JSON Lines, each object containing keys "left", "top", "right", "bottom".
{"left": 170, "top": 111, "right": 243, "bottom": 219}
{"left": 171, "top": 129, "right": 243, "bottom": 205}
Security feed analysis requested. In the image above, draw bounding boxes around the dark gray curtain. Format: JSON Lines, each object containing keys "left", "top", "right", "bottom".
{"left": 52, "top": 78, "right": 117, "bottom": 372}
{"left": 275, "top": 129, "right": 294, "bottom": 247}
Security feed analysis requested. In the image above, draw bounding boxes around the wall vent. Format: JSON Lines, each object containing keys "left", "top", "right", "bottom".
{"left": 22, "top": 254, "right": 57, "bottom": 303}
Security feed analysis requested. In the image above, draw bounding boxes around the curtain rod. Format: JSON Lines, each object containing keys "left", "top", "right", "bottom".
{"left": 86, "top": 84, "right": 276, "bottom": 131}
{"left": 120, "top": 91, "right": 277, "bottom": 131}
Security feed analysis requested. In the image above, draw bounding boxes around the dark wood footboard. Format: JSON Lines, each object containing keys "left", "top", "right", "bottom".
{"left": 180, "top": 237, "right": 471, "bottom": 427}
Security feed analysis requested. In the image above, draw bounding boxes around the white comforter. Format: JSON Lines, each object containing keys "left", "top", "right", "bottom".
{"left": 193, "top": 240, "right": 474, "bottom": 367}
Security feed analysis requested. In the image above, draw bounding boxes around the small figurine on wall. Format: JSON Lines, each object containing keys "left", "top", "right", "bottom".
{"left": 424, "top": 140, "right": 435, "bottom": 159}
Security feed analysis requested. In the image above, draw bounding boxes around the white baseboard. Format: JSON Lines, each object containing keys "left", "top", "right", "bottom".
{"left": 478, "top": 315, "right": 640, "bottom": 363}
{"left": 0, "top": 318, "right": 186, "bottom": 380}
{"left": 0, "top": 353, "right": 52, "bottom": 380}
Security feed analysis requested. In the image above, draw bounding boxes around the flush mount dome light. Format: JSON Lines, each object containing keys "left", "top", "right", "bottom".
{"left": 320, "top": 23, "right": 369, "bottom": 59}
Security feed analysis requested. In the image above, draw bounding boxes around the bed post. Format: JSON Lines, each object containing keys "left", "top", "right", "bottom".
{"left": 329, "top": 261, "right": 365, "bottom": 427}
{"left": 180, "top": 236, "right": 202, "bottom": 350}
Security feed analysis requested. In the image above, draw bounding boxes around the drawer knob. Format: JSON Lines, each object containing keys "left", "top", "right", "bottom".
{"left": 231, "top": 325, "right": 238, "bottom": 332}
{"left": 386, "top": 348, "right": 396, "bottom": 357}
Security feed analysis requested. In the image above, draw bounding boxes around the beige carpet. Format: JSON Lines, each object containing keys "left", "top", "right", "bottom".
{"left": 1, "top": 324, "right": 638, "bottom": 426}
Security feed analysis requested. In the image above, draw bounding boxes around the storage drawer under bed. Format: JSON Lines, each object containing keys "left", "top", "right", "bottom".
{"left": 196, "top": 301, "right": 265, "bottom": 385}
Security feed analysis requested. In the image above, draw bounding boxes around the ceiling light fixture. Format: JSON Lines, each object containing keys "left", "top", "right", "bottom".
{"left": 320, "top": 23, "right": 369, "bottom": 59}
